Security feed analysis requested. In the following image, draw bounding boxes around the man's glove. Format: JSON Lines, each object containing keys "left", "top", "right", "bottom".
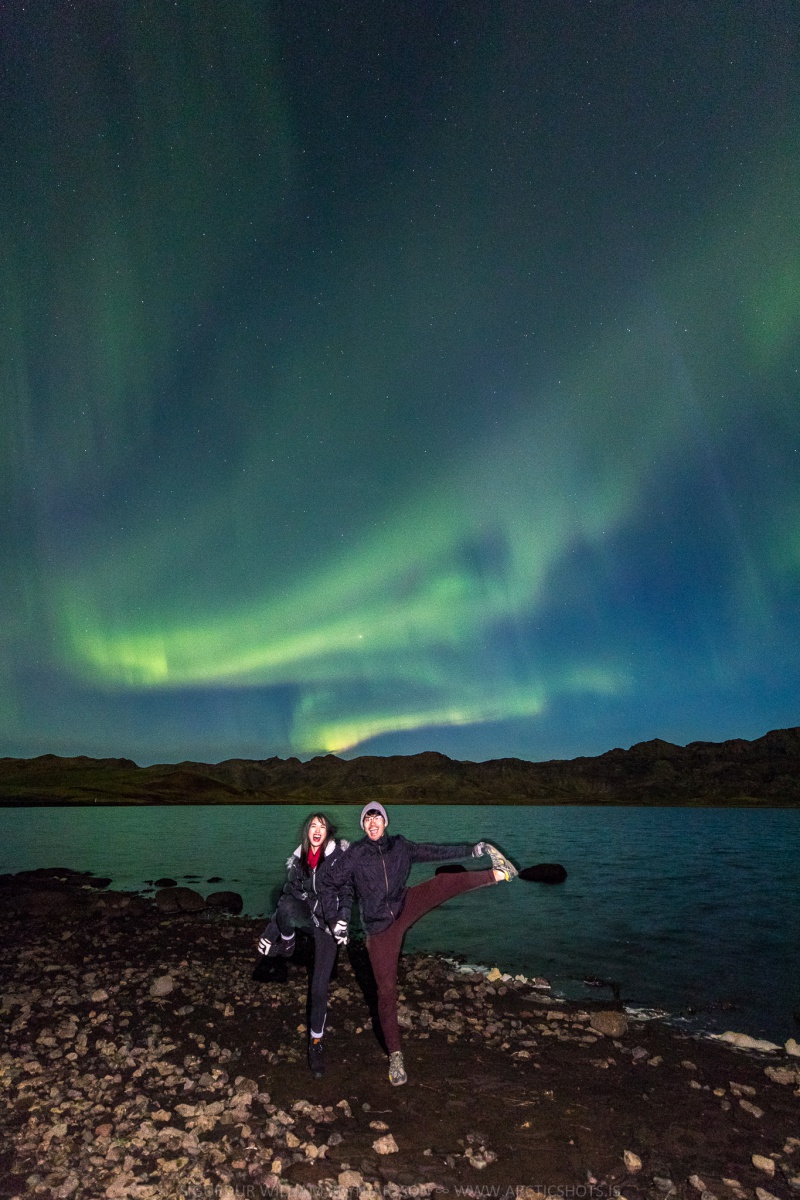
{"left": 257, "top": 934, "right": 272, "bottom": 956}
{"left": 332, "top": 919, "right": 349, "bottom": 946}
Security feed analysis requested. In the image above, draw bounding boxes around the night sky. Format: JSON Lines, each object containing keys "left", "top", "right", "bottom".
{"left": 2, "top": 1, "right": 799, "bottom": 765}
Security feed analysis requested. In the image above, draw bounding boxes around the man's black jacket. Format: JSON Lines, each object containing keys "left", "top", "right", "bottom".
{"left": 318, "top": 833, "right": 478, "bottom": 935}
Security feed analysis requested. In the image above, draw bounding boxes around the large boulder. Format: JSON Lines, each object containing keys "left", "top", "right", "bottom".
{"left": 588, "top": 1010, "right": 629, "bottom": 1037}
{"left": 154, "top": 886, "right": 205, "bottom": 913}
{"left": 206, "top": 890, "right": 243, "bottom": 914}
{"left": 519, "top": 863, "right": 568, "bottom": 883}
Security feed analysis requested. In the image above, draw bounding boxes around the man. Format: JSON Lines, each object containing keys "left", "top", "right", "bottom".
{"left": 320, "top": 802, "right": 517, "bottom": 1085}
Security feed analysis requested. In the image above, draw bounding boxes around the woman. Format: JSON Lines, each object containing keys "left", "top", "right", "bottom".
{"left": 256, "top": 812, "right": 349, "bottom": 1077}
{"left": 318, "top": 801, "right": 517, "bottom": 1086}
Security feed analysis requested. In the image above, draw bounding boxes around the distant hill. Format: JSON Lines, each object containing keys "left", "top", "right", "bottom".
{"left": 1, "top": 727, "right": 799, "bottom": 806}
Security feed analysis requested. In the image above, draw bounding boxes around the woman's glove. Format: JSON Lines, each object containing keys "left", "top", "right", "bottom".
{"left": 472, "top": 841, "right": 486, "bottom": 857}
{"left": 332, "top": 919, "right": 349, "bottom": 945}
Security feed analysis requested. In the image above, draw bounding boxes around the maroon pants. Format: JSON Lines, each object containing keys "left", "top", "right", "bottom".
{"left": 366, "top": 868, "right": 497, "bottom": 1053}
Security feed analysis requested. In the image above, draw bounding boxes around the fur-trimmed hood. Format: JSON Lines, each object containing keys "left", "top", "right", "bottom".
{"left": 286, "top": 837, "right": 349, "bottom": 871}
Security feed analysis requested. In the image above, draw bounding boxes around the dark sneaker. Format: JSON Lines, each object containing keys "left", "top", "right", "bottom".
{"left": 275, "top": 935, "right": 296, "bottom": 957}
{"left": 308, "top": 1037, "right": 325, "bottom": 1078}
{"left": 483, "top": 842, "right": 518, "bottom": 881}
{"left": 388, "top": 1050, "right": 407, "bottom": 1086}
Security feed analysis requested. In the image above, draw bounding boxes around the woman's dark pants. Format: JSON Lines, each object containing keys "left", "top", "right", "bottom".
{"left": 263, "top": 895, "right": 337, "bottom": 1038}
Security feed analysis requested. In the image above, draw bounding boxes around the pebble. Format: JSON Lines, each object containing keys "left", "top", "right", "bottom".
{"left": 623, "top": 1150, "right": 642, "bottom": 1173}
{"left": 765, "top": 1065, "right": 798, "bottom": 1085}
{"left": 786, "top": 1038, "right": 800, "bottom": 1057}
{"left": 689, "top": 1176, "right": 707, "bottom": 1191}
{"left": 711, "top": 1032, "right": 780, "bottom": 1052}
{"left": 752, "top": 1155, "right": 776, "bottom": 1176}
{"left": 738, "top": 1099, "right": 764, "bottom": 1118}
{"left": 373, "top": 1133, "right": 399, "bottom": 1155}
{"left": 590, "top": 1011, "right": 629, "bottom": 1038}
{"left": 149, "top": 975, "right": 174, "bottom": 997}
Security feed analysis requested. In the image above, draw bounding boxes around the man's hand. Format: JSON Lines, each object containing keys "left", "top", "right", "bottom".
{"left": 332, "top": 919, "right": 349, "bottom": 946}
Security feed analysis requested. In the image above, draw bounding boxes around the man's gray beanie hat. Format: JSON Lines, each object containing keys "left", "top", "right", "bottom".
{"left": 360, "top": 801, "right": 389, "bottom": 829}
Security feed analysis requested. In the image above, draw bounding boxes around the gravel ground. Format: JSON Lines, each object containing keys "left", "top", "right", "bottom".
{"left": 1, "top": 878, "right": 799, "bottom": 1200}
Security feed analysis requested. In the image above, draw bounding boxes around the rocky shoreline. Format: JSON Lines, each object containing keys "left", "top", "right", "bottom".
{"left": 1, "top": 874, "right": 799, "bottom": 1200}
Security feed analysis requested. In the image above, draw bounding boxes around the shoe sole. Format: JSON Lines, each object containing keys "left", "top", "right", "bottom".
{"left": 488, "top": 849, "right": 518, "bottom": 880}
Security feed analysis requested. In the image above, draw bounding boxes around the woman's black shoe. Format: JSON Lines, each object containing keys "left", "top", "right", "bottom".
{"left": 308, "top": 1037, "right": 325, "bottom": 1078}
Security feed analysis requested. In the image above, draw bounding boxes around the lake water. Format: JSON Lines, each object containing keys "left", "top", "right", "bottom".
{"left": 1, "top": 804, "right": 798, "bottom": 1043}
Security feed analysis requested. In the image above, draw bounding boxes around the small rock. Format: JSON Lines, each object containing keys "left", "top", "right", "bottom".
{"left": 53, "top": 1175, "right": 79, "bottom": 1198}
{"left": 154, "top": 877, "right": 177, "bottom": 887}
{"left": 752, "top": 1155, "right": 776, "bottom": 1176}
{"left": 755, "top": 1190, "right": 781, "bottom": 1200}
{"left": 373, "top": 1133, "right": 399, "bottom": 1155}
{"left": 150, "top": 975, "right": 174, "bottom": 997}
{"left": 765, "top": 1066, "right": 798, "bottom": 1085}
{"left": 590, "top": 1011, "right": 629, "bottom": 1038}
{"left": 739, "top": 1099, "right": 764, "bottom": 1118}
{"left": 623, "top": 1150, "right": 642, "bottom": 1173}
{"left": 689, "top": 1176, "right": 707, "bottom": 1192}
{"left": 786, "top": 1038, "right": 800, "bottom": 1058}
{"left": 339, "top": 1171, "right": 364, "bottom": 1187}
{"left": 369, "top": 1120, "right": 389, "bottom": 1131}
{"left": 90, "top": 988, "right": 109, "bottom": 1003}
{"left": 711, "top": 1032, "right": 780, "bottom": 1052}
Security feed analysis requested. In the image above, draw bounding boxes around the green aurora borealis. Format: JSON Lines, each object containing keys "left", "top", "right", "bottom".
{"left": 2, "top": 1, "right": 800, "bottom": 762}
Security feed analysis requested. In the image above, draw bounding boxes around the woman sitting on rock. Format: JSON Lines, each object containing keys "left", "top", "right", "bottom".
{"left": 318, "top": 802, "right": 517, "bottom": 1086}
{"left": 256, "top": 812, "right": 349, "bottom": 1078}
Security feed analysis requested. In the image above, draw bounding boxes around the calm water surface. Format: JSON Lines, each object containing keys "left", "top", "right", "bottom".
{"left": 2, "top": 805, "right": 798, "bottom": 1042}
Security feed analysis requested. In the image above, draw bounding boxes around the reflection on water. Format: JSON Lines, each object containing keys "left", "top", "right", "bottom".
{"left": 1, "top": 804, "right": 798, "bottom": 1041}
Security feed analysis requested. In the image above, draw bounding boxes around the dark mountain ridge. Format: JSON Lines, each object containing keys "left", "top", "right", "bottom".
{"left": 1, "top": 726, "right": 799, "bottom": 806}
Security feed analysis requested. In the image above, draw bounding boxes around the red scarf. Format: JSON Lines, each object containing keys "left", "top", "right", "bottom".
{"left": 307, "top": 845, "right": 322, "bottom": 869}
